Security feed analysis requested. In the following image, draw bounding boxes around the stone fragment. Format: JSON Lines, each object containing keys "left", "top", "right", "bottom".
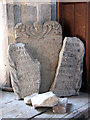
{"left": 51, "top": 37, "right": 85, "bottom": 96}
{"left": 15, "top": 21, "right": 62, "bottom": 93}
{"left": 24, "top": 93, "right": 38, "bottom": 105}
{"left": 30, "top": 92, "right": 59, "bottom": 108}
{"left": 52, "top": 98, "right": 68, "bottom": 114}
{"left": 8, "top": 43, "right": 41, "bottom": 99}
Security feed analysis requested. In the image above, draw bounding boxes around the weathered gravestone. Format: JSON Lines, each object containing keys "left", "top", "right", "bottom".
{"left": 8, "top": 43, "right": 41, "bottom": 99}
{"left": 15, "top": 21, "right": 62, "bottom": 93}
{"left": 51, "top": 37, "right": 85, "bottom": 96}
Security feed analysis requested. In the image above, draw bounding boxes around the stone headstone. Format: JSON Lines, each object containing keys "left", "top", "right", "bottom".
{"left": 15, "top": 21, "right": 62, "bottom": 93}
{"left": 7, "top": 2, "right": 56, "bottom": 43}
{"left": 51, "top": 37, "right": 85, "bottom": 96}
{"left": 8, "top": 43, "right": 41, "bottom": 99}
{"left": 30, "top": 92, "right": 59, "bottom": 108}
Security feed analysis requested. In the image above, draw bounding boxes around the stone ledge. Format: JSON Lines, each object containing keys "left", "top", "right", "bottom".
{"left": 1, "top": 91, "right": 89, "bottom": 119}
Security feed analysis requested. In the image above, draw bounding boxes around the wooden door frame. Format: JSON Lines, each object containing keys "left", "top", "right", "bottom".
{"left": 56, "top": 1, "right": 90, "bottom": 92}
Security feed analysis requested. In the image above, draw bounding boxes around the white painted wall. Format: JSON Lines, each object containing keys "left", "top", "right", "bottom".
{"left": 0, "top": 1, "right": 10, "bottom": 87}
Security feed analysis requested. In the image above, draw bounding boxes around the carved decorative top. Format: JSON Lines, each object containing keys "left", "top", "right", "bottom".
{"left": 15, "top": 21, "right": 62, "bottom": 39}
{"left": 14, "top": 21, "right": 62, "bottom": 93}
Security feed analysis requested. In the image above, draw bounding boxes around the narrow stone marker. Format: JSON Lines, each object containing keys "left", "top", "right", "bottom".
{"left": 8, "top": 43, "right": 41, "bottom": 99}
{"left": 51, "top": 37, "right": 85, "bottom": 96}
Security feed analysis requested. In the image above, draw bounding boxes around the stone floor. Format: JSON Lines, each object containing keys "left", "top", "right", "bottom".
{"left": 0, "top": 91, "right": 90, "bottom": 119}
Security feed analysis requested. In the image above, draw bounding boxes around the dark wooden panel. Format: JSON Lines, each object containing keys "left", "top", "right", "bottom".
{"left": 62, "top": 3, "right": 75, "bottom": 37}
{"left": 75, "top": 3, "right": 87, "bottom": 42}
{"left": 74, "top": 3, "right": 87, "bottom": 87}
{"left": 86, "top": 2, "right": 90, "bottom": 86}
{"left": 57, "top": 2, "right": 90, "bottom": 91}
{"left": 57, "top": 2, "right": 62, "bottom": 24}
{"left": 57, "top": 2, "right": 60, "bottom": 22}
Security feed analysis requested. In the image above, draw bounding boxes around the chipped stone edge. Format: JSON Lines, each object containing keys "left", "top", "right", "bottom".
{"left": 50, "top": 37, "right": 85, "bottom": 96}
{"left": 7, "top": 43, "right": 41, "bottom": 99}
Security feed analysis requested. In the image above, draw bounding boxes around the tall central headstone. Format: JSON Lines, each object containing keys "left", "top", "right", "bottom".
{"left": 15, "top": 21, "right": 62, "bottom": 93}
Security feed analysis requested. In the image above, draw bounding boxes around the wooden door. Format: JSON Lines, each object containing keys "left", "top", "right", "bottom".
{"left": 57, "top": 2, "right": 90, "bottom": 91}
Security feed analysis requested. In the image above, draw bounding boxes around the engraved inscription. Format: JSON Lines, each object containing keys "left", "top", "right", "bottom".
{"left": 8, "top": 43, "right": 41, "bottom": 99}
{"left": 51, "top": 37, "right": 85, "bottom": 96}
{"left": 15, "top": 21, "right": 62, "bottom": 93}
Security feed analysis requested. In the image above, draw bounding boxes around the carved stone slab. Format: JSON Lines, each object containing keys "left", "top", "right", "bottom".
{"left": 51, "top": 37, "right": 85, "bottom": 96}
{"left": 15, "top": 21, "right": 62, "bottom": 93}
{"left": 8, "top": 43, "right": 41, "bottom": 99}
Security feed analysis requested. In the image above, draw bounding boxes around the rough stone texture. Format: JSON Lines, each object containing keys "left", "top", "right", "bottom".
{"left": 21, "top": 4, "right": 37, "bottom": 24}
{"left": 51, "top": 37, "right": 85, "bottom": 96}
{"left": 37, "top": 3, "right": 51, "bottom": 22}
{"left": 30, "top": 92, "right": 59, "bottom": 108}
{"left": 24, "top": 93, "right": 38, "bottom": 105}
{"left": 15, "top": 21, "right": 62, "bottom": 93}
{"left": 6, "top": 2, "right": 56, "bottom": 44}
{"left": 52, "top": 98, "right": 68, "bottom": 114}
{"left": 1, "top": 2, "right": 56, "bottom": 88}
{"left": 7, "top": 43, "right": 41, "bottom": 99}
{"left": 51, "top": 2, "right": 56, "bottom": 21}
{"left": 6, "top": 4, "right": 15, "bottom": 44}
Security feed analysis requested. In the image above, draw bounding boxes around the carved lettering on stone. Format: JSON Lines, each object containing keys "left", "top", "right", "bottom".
{"left": 8, "top": 43, "right": 41, "bottom": 99}
{"left": 15, "top": 21, "right": 62, "bottom": 93}
{"left": 51, "top": 37, "right": 85, "bottom": 96}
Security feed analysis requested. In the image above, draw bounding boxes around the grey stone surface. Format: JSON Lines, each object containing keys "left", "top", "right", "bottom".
{"left": 51, "top": 3, "right": 56, "bottom": 21}
{"left": 14, "top": 4, "right": 21, "bottom": 25}
{"left": 30, "top": 92, "right": 59, "bottom": 108}
{"left": 0, "top": 2, "right": 56, "bottom": 89}
{"left": 51, "top": 37, "right": 85, "bottom": 96}
{"left": 21, "top": 4, "right": 37, "bottom": 24}
{"left": 6, "top": 2, "right": 56, "bottom": 43}
{"left": 8, "top": 43, "right": 41, "bottom": 99}
{"left": 6, "top": 4, "right": 15, "bottom": 44}
{"left": 15, "top": 21, "right": 62, "bottom": 93}
{"left": 37, "top": 4, "right": 51, "bottom": 23}
{"left": 24, "top": 93, "right": 38, "bottom": 105}
{"left": 52, "top": 98, "right": 68, "bottom": 114}
{"left": 27, "top": 5, "right": 37, "bottom": 24}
